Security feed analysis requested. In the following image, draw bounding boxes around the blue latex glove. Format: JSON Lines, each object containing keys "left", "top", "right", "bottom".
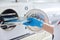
{"left": 23, "top": 17, "right": 44, "bottom": 28}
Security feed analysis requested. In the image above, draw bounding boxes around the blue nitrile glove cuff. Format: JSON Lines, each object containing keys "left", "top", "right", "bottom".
{"left": 37, "top": 20, "right": 43, "bottom": 28}
{"left": 23, "top": 17, "right": 44, "bottom": 28}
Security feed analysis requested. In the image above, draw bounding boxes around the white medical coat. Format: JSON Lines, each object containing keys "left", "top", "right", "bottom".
{"left": 54, "top": 24, "right": 60, "bottom": 40}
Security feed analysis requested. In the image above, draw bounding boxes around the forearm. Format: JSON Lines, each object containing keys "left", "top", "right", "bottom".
{"left": 42, "top": 23, "right": 54, "bottom": 34}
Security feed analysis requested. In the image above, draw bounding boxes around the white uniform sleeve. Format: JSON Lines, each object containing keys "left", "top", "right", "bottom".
{"left": 54, "top": 25, "right": 60, "bottom": 40}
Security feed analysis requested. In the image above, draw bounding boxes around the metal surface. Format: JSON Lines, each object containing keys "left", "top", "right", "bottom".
{"left": 0, "top": 12, "right": 18, "bottom": 31}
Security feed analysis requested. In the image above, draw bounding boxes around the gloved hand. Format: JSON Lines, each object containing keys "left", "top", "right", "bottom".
{"left": 23, "top": 17, "right": 44, "bottom": 28}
